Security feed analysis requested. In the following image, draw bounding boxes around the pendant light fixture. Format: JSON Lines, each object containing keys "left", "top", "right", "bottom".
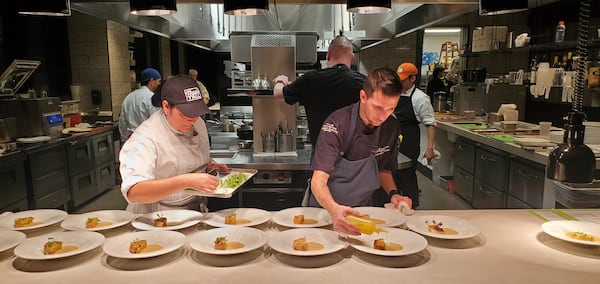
{"left": 129, "top": 0, "right": 177, "bottom": 16}
{"left": 224, "top": 0, "right": 269, "bottom": 16}
{"left": 479, "top": 0, "right": 527, "bottom": 16}
{"left": 17, "top": 0, "right": 71, "bottom": 16}
{"left": 347, "top": 0, "right": 391, "bottom": 14}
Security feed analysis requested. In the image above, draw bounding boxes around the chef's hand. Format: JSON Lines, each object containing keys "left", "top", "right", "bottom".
{"left": 273, "top": 75, "right": 290, "bottom": 85}
{"left": 424, "top": 148, "right": 435, "bottom": 163}
{"left": 207, "top": 161, "right": 230, "bottom": 175}
{"left": 180, "top": 173, "right": 219, "bottom": 193}
{"left": 330, "top": 205, "right": 362, "bottom": 236}
{"left": 391, "top": 194, "right": 413, "bottom": 210}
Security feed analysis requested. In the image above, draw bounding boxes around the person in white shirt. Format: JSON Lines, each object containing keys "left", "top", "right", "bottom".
{"left": 119, "top": 75, "right": 228, "bottom": 214}
{"left": 391, "top": 62, "right": 436, "bottom": 208}
{"left": 188, "top": 68, "right": 210, "bottom": 104}
{"left": 118, "top": 68, "right": 162, "bottom": 142}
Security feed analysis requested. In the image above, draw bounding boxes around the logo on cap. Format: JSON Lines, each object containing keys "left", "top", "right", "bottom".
{"left": 183, "top": 87, "right": 202, "bottom": 102}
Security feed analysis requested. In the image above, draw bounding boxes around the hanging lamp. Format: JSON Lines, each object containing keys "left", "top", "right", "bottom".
{"left": 129, "top": 0, "right": 177, "bottom": 16}
{"left": 17, "top": 0, "right": 71, "bottom": 16}
{"left": 224, "top": 0, "right": 269, "bottom": 16}
{"left": 347, "top": 0, "right": 391, "bottom": 14}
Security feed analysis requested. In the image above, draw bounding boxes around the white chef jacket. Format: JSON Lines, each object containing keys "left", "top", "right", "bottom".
{"left": 118, "top": 86, "right": 160, "bottom": 142}
{"left": 119, "top": 111, "right": 211, "bottom": 214}
{"left": 401, "top": 85, "right": 437, "bottom": 126}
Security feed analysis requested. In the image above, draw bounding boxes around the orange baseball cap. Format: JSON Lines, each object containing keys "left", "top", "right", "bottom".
{"left": 397, "top": 63, "right": 418, "bottom": 80}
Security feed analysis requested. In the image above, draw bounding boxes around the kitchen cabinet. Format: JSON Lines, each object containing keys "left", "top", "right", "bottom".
{"left": 473, "top": 145, "right": 509, "bottom": 209}
{"left": 67, "top": 129, "right": 115, "bottom": 208}
{"left": 23, "top": 142, "right": 70, "bottom": 209}
{"left": 0, "top": 152, "right": 28, "bottom": 212}
{"left": 453, "top": 137, "right": 476, "bottom": 203}
{"left": 508, "top": 157, "right": 545, "bottom": 208}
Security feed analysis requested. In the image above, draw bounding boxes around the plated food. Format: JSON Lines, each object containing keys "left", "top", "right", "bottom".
{"left": 268, "top": 228, "right": 346, "bottom": 256}
{"left": 406, "top": 215, "right": 481, "bottom": 239}
{"left": 0, "top": 230, "right": 26, "bottom": 253}
{"left": 103, "top": 231, "right": 186, "bottom": 259}
{"left": 353, "top": 206, "right": 408, "bottom": 228}
{"left": 0, "top": 209, "right": 68, "bottom": 231}
{"left": 14, "top": 231, "right": 105, "bottom": 260}
{"left": 131, "top": 209, "right": 203, "bottom": 231}
{"left": 204, "top": 208, "right": 271, "bottom": 228}
{"left": 271, "top": 207, "right": 332, "bottom": 228}
{"left": 189, "top": 227, "right": 268, "bottom": 255}
{"left": 348, "top": 228, "right": 428, "bottom": 256}
{"left": 61, "top": 210, "right": 135, "bottom": 231}
{"left": 541, "top": 220, "right": 600, "bottom": 246}
{"left": 185, "top": 168, "right": 257, "bottom": 198}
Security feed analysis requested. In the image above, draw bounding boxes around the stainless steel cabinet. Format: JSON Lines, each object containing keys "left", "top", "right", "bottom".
{"left": 0, "top": 152, "right": 28, "bottom": 211}
{"left": 453, "top": 137, "right": 476, "bottom": 205}
{"left": 508, "top": 158, "right": 545, "bottom": 208}
{"left": 24, "top": 142, "right": 69, "bottom": 209}
{"left": 475, "top": 145, "right": 509, "bottom": 191}
{"left": 473, "top": 179, "right": 506, "bottom": 209}
{"left": 454, "top": 167, "right": 474, "bottom": 203}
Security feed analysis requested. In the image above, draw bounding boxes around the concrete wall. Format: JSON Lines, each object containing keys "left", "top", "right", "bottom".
{"left": 107, "top": 21, "right": 130, "bottom": 121}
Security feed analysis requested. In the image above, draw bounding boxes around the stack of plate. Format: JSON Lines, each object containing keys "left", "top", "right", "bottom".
{"left": 584, "top": 121, "right": 600, "bottom": 145}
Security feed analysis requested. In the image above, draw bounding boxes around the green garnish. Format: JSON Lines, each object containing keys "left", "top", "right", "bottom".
{"left": 218, "top": 172, "right": 248, "bottom": 188}
{"left": 215, "top": 236, "right": 228, "bottom": 243}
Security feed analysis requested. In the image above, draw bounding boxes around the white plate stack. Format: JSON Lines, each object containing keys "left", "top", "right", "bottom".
{"left": 584, "top": 121, "right": 600, "bottom": 145}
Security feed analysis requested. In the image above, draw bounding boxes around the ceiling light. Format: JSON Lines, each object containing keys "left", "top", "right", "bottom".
{"left": 17, "top": 0, "right": 71, "bottom": 17}
{"left": 129, "top": 0, "right": 177, "bottom": 16}
{"left": 425, "top": 29, "right": 461, "bottom": 34}
{"left": 347, "top": 0, "right": 391, "bottom": 14}
{"left": 224, "top": 0, "right": 269, "bottom": 16}
{"left": 479, "top": 0, "right": 527, "bottom": 16}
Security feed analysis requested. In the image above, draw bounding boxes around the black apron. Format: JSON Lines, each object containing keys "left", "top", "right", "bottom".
{"left": 308, "top": 103, "right": 380, "bottom": 207}
{"left": 394, "top": 87, "right": 421, "bottom": 207}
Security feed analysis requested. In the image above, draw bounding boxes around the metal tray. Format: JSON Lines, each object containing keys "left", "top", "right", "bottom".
{"left": 185, "top": 168, "right": 257, "bottom": 198}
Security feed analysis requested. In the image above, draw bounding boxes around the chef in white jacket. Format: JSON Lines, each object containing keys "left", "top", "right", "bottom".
{"left": 119, "top": 75, "right": 228, "bottom": 214}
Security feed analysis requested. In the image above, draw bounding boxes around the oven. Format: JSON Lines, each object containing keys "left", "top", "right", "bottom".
{"left": 208, "top": 170, "right": 308, "bottom": 211}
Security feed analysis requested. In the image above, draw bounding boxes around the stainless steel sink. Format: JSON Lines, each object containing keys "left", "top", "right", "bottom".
{"left": 210, "top": 151, "right": 238, "bottom": 159}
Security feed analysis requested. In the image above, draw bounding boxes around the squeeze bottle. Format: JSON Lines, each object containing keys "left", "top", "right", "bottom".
{"left": 346, "top": 215, "right": 387, "bottom": 235}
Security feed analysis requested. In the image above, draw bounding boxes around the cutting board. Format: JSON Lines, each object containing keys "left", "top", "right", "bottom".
{"left": 459, "top": 124, "right": 488, "bottom": 130}
{"left": 488, "top": 134, "right": 515, "bottom": 142}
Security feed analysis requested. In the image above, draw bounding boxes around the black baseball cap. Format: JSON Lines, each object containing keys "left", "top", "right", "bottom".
{"left": 160, "top": 75, "right": 210, "bottom": 118}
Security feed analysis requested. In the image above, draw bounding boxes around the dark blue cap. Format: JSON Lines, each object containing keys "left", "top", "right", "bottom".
{"left": 140, "top": 68, "right": 161, "bottom": 82}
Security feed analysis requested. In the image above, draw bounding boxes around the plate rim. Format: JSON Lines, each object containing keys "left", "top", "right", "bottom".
{"left": 541, "top": 220, "right": 600, "bottom": 246}
{"left": 102, "top": 230, "right": 186, "bottom": 259}
{"left": 406, "top": 214, "right": 481, "bottom": 239}
{"left": 268, "top": 227, "right": 347, "bottom": 256}
{"left": 204, "top": 208, "right": 271, "bottom": 228}
{"left": 61, "top": 210, "right": 135, "bottom": 231}
{"left": 0, "top": 209, "right": 68, "bottom": 231}
{"left": 271, "top": 207, "right": 332, "bottom": 228}
{"left": 14, "top": 231, "right": 105, "bottom": 260}
{"left": 348, "top": 227, "right": 428, "bottom": 256}
{"left": 188, "top": 227, "right": 268, "bottom": 255}
{"left": 131, "top": 209, "right": 203, "bottom": 231}
{"left": 353, "top": 206, "right": 408, "bottom": 227}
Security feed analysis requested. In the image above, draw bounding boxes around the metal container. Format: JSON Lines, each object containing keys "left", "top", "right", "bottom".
{"left": 432, "top": 92, "right": 448, "bottom": 113}
{"left": 0, "top": 116, "right": 17, "bottom": 142}
{"left": 278, "top": 132, "right": 295, "bottom": 152}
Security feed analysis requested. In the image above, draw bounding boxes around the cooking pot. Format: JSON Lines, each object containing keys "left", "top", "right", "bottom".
{"left": 237, "top": 128, "right": 253, "bottom": 140}
{"left": 462, "top": 68, "right": 487, "bottom": 83}
{"left": 0, "top": 117, "right": 17, "bottom": 143}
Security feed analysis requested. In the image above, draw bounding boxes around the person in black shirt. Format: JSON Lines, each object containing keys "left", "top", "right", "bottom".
{"left": 426, "top": 66, "right": 447, "bottom": 98}
{"left": 272, "top": 36, "right": 366, "bottom": 151}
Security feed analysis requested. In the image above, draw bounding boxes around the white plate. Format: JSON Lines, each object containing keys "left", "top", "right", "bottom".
{"left": 204, "top": 208, "right": 271, "bottom": 228}
{"left": 61, "top": 210, "right": 135, "bottom": 231}
{"left": 271, "top": 207, "right": 332, "bottom": 228}
{"left": 514, "top": 137, "right": 550, "bottom": 147}
{"left": 14, "top": 231, "right": 105, "bottom": 260}
{"left": 0, "top": 209, "right": 68, "bottom": 231}
{"left": 268, "top": 228, "right": 347, "bottom": 256}
{"left": 541, "top": 220, "right": 600, "bottom": 246}
{"left": 353, "top": 206, "right": 408, "bottom": 227}
{"left": 0, "top": 231, "right": 26, "bottom": 252}
{"left": 406, "top": 215, "right": 481, "bottom": 239}
{"left": 131, "top": 209, "right": 203, "bottom": 231}
{"left": 102, "top": 230, "right": 186, "bottom": 259}
{"left": 348, "top": 228, "right": 428, "bottom": 256}
{"left": 189, "top": 227, "right": 268, "bottom": 255}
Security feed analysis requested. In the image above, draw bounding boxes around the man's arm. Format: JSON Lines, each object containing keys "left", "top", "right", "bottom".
{"left": 272, "top": 75, "right": 290, "bottom": 99}
{"left": 424, "top": 125, "right": 436, "bottom": 161}
{"left": 311, "top": 170, "right": 361, "bottom": 235}
{"left": 127, "top": 173, "right": 218, "bottom": 203}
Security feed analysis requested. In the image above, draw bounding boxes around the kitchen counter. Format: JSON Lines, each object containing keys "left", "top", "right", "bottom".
{"left": 1, "top": 209, "right": 599, "bottom": 283}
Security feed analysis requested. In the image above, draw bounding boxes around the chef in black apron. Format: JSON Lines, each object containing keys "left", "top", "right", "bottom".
{"left": 308, "top": 68, "right": 413, "bottom": 235}
{"left": 394, "top": 63, "right": 437, "bottom": 208}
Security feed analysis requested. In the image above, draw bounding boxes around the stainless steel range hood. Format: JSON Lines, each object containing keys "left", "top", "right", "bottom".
{"left": 70, "top": 1, "right": 479, "bottom": 51}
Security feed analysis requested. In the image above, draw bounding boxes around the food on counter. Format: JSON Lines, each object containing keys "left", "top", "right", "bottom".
{"left": 426, "top": 220, "right": 459, "bottom": 235}
{"left": 293, "top": 237, "right": 308, "bottom": 251}
{"left": 44, "top": 238, "right": 63, "bottom": 255}
{"left": 373, "top": 239, "right": 386, "bottom": 250}
{"left": 218, "top": 172, "right": 248, "bottom": 189}
{"left": 86, "top": 217, "right": 100, "bottom": 228}
{"left": 129, "top": 239, "right": 147, "bottom": 253}
{"left": 566, "top": 231, "right": 600, "bottom": 242}
{"left": 214, "top": 236, "right": 228, "bottom": 250}
{"left": 225, "top": 213, "right": 237, "bottom": 225}
{"left": 154, "top": 214, "right": 168, "bottom": 227}
{"left": 14, "top": 217, "right": 34, "bottom": 228}
{"left": 293, "top": 215, "right": 304, "bottom": 224}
